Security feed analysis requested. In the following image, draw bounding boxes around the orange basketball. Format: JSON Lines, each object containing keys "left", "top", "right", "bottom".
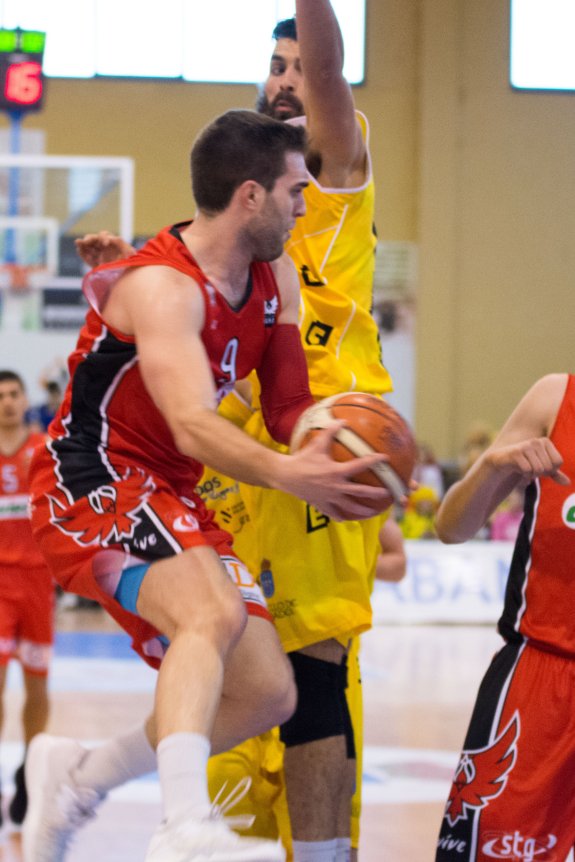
{"left": 290, "top": 392, "right": 417, "bottom": 504}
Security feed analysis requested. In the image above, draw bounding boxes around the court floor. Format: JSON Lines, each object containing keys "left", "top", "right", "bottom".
{"left": 0, "top": 611, "right": 520, "bottom": 860}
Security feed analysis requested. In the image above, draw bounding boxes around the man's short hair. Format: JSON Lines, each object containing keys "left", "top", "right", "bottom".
{"left": 0, "top": 370, "right": 25, "bottom": 390}
{"left": 191, "top": 109, "right": 306, "bottom": 215}
{"left": 272, "top": 17, "right": 297, "bottom": 41}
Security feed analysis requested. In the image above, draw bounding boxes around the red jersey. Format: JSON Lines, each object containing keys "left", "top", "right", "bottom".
{"left": 499, "top": 373, "right": 575, "bottom": 657}
{"left": 47, "top": 222, "right": 283, "bottom": 500}
{"left": 0, "top": 432, "right": 46, "bottom": 569}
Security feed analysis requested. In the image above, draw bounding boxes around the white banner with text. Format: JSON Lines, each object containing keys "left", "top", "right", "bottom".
{"left": 372, "top": 540, "right": 514, "bottom": 624}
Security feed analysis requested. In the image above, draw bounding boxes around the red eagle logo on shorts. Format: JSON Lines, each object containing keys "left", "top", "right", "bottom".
{"left": 444, "top": 711, "right": 520, "bottom": 827}
{"left": 48, "top": 468, "right": 155, "bottom": 546}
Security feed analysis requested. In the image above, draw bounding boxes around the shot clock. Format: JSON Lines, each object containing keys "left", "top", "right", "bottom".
{"left": 0, "top": 28, "right": 46, "bottom": 113}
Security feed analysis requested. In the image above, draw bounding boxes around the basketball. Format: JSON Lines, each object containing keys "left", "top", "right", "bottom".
{"left": 290, "top": 392, "right": 417, "bottom": 504}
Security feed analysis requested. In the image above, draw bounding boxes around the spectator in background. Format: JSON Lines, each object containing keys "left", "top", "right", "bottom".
{"left": 26, "top": 381, "right": 62, "bottom": 433}
{"left": 26, "top": 361, "right": 67, "bottom": 433}
{"left": 489, "top": 487, "right": 524, "bottom": 542}
{"left": 399, "top": 486, "right": 440, "bottom": 539}
{"left": 458, "top": 422, "right": 496, "bottom": 477}
{"left": 0, "top": 370, "right": 53, "bottom": 826}
{"left": 413, "top": 442, "right": 445, "bottom": 501}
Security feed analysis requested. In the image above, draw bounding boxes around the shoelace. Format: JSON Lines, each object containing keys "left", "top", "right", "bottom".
{"left": 210, "top": 777, "right": 256, "bottom": 830}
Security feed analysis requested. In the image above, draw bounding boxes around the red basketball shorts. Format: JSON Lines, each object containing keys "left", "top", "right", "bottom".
{"left": 30, "top": 452, "right": 271, "bottom": 669}
{"left": 0, "top": 565, "right": 54, "bottom": 675}
{"left": 436, "top": 640, "right": 575, "bottom": 861}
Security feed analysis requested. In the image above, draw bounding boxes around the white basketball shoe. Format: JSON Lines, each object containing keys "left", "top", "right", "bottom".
{"left": 145, "top": 817, "right": 286, "bottom": 862}
{"left": 145, "top": 778, "right": 286, "bottom": 862}
{"left": 23, "top": 734, "right": 104, "bottom": 862}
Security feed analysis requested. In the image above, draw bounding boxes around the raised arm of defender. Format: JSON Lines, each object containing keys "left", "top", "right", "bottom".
{"left": 295, "top": 0, "right": 366, "bottom": 186}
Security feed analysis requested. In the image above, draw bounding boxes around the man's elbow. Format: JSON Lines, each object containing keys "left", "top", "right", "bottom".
{"left": 168, "top": 407, "right": 212, "bottom": 460}
{"left": 434, "top": 514, "right": 465, "bottom": 544}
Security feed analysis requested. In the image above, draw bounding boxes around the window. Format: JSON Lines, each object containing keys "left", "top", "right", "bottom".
{"left": 0, "top": 0, "right": 366, "bottom": 84}
{"left": 510, "top": 0, "right": 575, "bottom": 91}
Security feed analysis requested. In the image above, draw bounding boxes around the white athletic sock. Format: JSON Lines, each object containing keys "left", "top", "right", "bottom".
{"left": 335, "top": 837, "right": 351, "bottom": 861}
{"left": 73, "top": 724, "right": 157, "bottom": 795}
{"left": 157, "top": 732, "right": 211, "bottom": 823}
{"left": 292, "top": 839, "right": 338, "bottom": 861}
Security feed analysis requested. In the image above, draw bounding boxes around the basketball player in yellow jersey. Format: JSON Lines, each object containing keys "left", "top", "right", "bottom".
{"left": 202, "top": 403, "right": 405, "bottom": 862}
{"left": 235, "top": 4, "right": 394, "bottom": 859}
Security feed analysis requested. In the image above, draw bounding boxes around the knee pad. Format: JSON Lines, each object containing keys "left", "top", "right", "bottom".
{"left": 280, "top": 652, "right": 356, "bottom": 758}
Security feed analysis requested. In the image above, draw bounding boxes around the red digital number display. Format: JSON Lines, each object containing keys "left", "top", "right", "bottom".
{"left": 4, "top": 60, "right": 42, "bottom": 106}
{"left": 0, "top": 52, "right": 44, "bottom": 113}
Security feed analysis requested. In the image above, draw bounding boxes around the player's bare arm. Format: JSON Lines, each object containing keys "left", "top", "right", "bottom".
{"left": 375, "top": 517, "right": 407, "bottom": 583}
{"left": 436, "top": 374, "right": 570, "bottom": 544}
{"left": 270, "top": 251, "right": 302, "bottom": 324}
{"left": 295, "top": 0, "right": 366, "bottom": 186}
{"left": 103, "top": 264, "right": 390, "bottom": 521}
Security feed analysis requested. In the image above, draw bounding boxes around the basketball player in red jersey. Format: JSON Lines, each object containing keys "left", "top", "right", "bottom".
{"left": 0, "top": 371, "right": 53, "bottom": 827}
{"left": 77, "top": 5, "right": 389, "bottom": 858}
{"left": 434, "top": 373, "right": 575, "bottom": 861}
{"left": 23, "top": 110, "right": 390, "bottom": 862}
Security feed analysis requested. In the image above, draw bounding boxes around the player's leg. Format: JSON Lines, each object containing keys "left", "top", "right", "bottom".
{"left": 138, "top": 545, "right": 247, "bottom": 740}
{"left": 152, "top": 615, "right": 294, "bottom": 848}
{"left": 9, "top": 668, "right": 50, "bottom": 826}
{"left": 21, "top": 670, "right": 50, "bottom": 745}
{"left": 208, "top": 738, "right": 278, "bottom": 841}
{"left": 0, "top": 663, "right": 8, "bottom": 824}
{"left": 211, "top": 614, "right": 295, "bottom": 754}
{"left": 345, "top": 638, "right": 363, "bottom": 862}
{"left": 24, "top": 545, "right": 291, "bottom": 862}
{"left": 208, "top": 731, "right": 287, "bottom": 843}
{"left": 280, "top": 639, "right": 356, "bottom": 862}
{"left": 0, "top": 590, "right": 20, "bottom": 825}
{"left": 0, "top": 664, "right": 7, "bottom": 735}
{"left": 122, "top": 546, "right": 291, "bottom": 861}
{"left": 9, "top": 568, "right": 54, "bottom": 825}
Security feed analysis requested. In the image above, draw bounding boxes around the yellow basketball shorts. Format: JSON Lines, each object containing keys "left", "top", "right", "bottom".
{"left": 207, "top": 636, "right": 364, "bottom": 854}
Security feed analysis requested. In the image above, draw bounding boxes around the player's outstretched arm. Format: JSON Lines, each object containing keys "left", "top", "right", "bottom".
{"left": 75, "top": 231, "right": 136, "bottom": 268}
{"left": 106, "top": 264, "right": 391, "bottom": 522}
{"left": 436, "top": 374, "right": 570, "bottom": 544}
{"left": 295, "top": 0, "right": 366, "bottom": 184}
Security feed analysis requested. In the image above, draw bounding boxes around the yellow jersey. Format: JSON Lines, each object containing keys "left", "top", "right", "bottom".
{"left": 208, "top": 112, "right": 392, "bottom": 651}
{"left": 286, "top": 111, "right": 392, "bottom": 399}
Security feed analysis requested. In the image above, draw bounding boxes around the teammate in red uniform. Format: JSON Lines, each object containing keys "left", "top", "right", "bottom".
{"left": 0, "top": 371, "right": 53, "bottom": 827}
{"left": 434, "top": 373, "right": 574, "bottom": 861}
{"left": 24, "top": 110, "right": 390, "bottom": 862}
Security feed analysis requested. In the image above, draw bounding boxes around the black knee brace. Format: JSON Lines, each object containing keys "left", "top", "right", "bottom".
{"left": 279, "top": 651, "right": 356, "bottom": 759}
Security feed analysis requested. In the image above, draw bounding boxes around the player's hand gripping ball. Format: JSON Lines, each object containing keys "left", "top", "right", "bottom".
{"left": 290, "top": 392, "right": 417, "bottom": 510}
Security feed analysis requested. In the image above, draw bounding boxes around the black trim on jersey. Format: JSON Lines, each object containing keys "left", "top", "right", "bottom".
{"left": 169, "top": 220, "right": 192, "bottom": 238}
{"left": 51, "top": 328, "right": 137, "bottom": 499}
{"left": 169, "top": 222, "right": 254, "bottom": 313}
{"left": 497, "top": 480, "right": 537, "bottom": 644}
{"left": 462, "top": 641, "right": 523, "bottom": 750}
{"left": 120, "top": 507, "right": 185, "bottom": 561}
